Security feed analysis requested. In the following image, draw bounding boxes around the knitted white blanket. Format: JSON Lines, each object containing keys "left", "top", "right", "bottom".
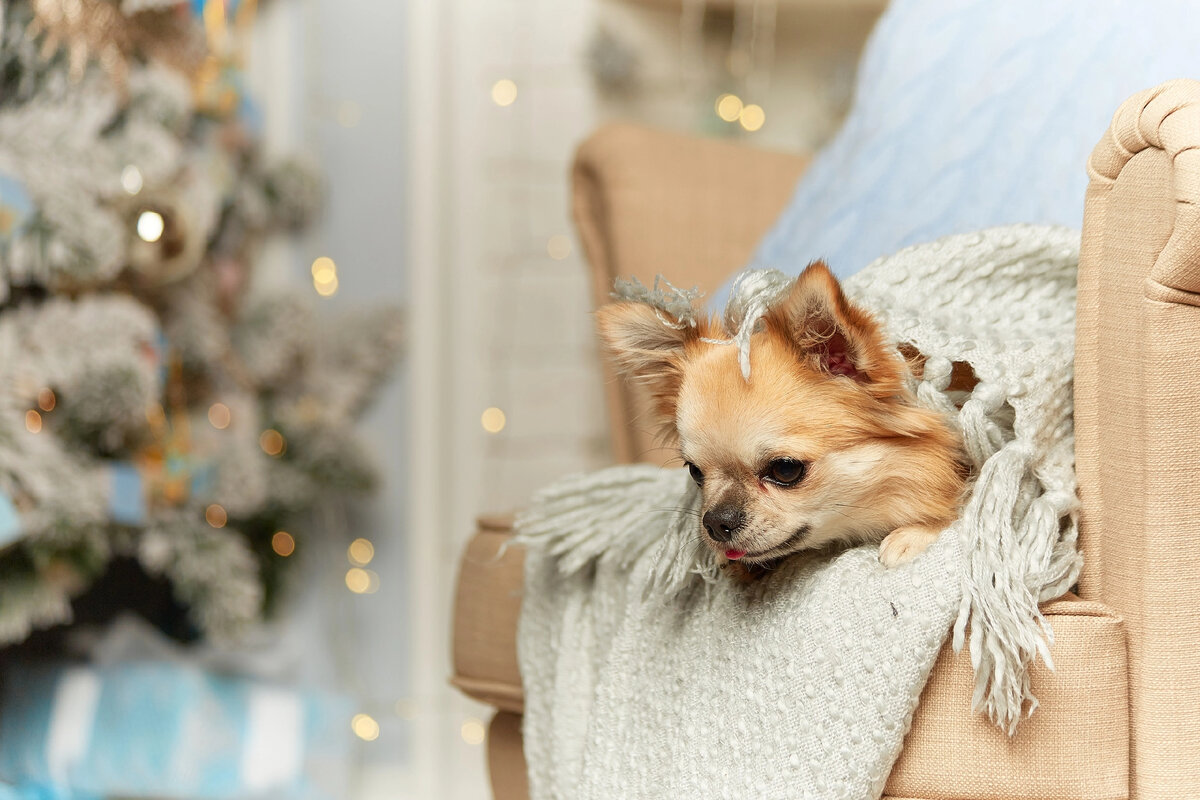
{"left": 516, "top": 225, "right": 1082, "bottom": 800}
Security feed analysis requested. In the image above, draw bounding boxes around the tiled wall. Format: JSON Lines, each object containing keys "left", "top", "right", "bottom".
{"left": 474, "top": 0, "right": 609, "bottom": 513}
{"left": 474, "top": 1, "right": 881, "bottom": 515}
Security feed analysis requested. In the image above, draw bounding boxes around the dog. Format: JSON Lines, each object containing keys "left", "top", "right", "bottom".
{"left": 597, "top": 261, "right": 965, "bottom": 571}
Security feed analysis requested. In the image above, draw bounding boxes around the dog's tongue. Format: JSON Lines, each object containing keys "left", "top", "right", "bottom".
{"left": 724, "top": 549, "right": 746, "bottom": 561}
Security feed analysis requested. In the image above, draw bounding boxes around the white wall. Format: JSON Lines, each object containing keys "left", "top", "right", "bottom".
{"left": 248, "top": 1, "right": 440, "bottom": 796}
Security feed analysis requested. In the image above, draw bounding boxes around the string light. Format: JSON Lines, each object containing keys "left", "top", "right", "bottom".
{"left": 345, "top": 568, "right": 369, "bottom": 593}
{"left": 481, "top": 407, "right": 506, "bottom": 433}
{"left": 259, "top": 429, "right": 285, "bottom": 456}
{"left": 315, "top": 276, "right": 338, "bottom": 297}
{"left": 311, "top": 256, "right": 336, "bottom": 282}
{"left": 546, "top": 234, "right": 572, "bottom": 260}
{"left": 716, "top": 93, "right": 743, "bottom": 122}
{"left": 121, "top": 165, "right": 143, "bottom": 195}
{"left": 491, "top": 79, "right": 518, "bottom": 107}
{"left": 24, "top": 410, "right": 42, "bottom": 433}
{"left": 739, "top": 104, "right": 766, "bottom": 132}
{"left": 351, "top": 713, "right": 380, "bottom": 742}
{"left": 37, "top": 388, "right": 56, "bottom": 412}
{"left": 345, "top": 567, "right": 379, "bottom": 594}
{"left": 136, "top": 210, "right": 165, "bottom": 243}
{"left": 460, "top": 718, "right": 486, "bottom": 745}
{"left": 348, "top": 538, "right": 374, "bottom": 566}
{"left": 312, "top": 257, "right": 339, "bottom": 297}
{"left": 208, "top": 402, "right": 231, "bottom": 430}
{"left": 271, "top": 531, "right": 295, "bottom": 557}
{"left": 205, "top": 504, "right": 228, "bottom": 528}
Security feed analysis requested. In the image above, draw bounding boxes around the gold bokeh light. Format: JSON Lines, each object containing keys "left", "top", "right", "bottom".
{"left": 351, "top": 713, "right": 380, "bottom": 741}
{"left": 716, "top": 93, "right": 743, "bottom": 122}
{"left": 272, "top": 531, "right": 295, "bottom": 557}
{"left": 346, "top": 567, "right": 379, "bottom": 595}
{"left": 461, "top": 718, "right": 486, "bottom": 745}
{"left": 481, "top": 407, "right": 506, "bottom": 434}
{"left": 311, "top": 256, "right": 336, "bottom": 282}
{"left": 259, "top": 429, "right": 285, "bottom": 456}
{"left": 491, "top": 79, "right": 518, "bottom": 107}
{"left": 312, "top": 256, "right": 339, "bottom": 297}
{"left": 739, "top": 103, "right": 766, "bottom": 132}
{"left": 208, "top": 402, "right": 231, "bottom": 430}
{"left": 136, "top": 210, "right": 165, "bottom": 243}
{"left": 348, "top": 538, "right": 375, "bottom": 566}
{"left": 121, "top": 165, "right": 144, "bottom": 195}
{"left": 205, "top": 504, "right": 227, "bottom": 528}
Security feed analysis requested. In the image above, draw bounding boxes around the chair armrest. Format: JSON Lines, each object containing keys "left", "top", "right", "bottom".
{"left": 450, "top": 514, "right": 525, "bottom": 714}
{"left": 449, "top": 514, "right": 1129, "bottom": 800}
{"left": 572, "top": 124, "right": 809, "bottom": 463}
{"left": 1076, "top": 78, "right": 1200, "bottom": 796}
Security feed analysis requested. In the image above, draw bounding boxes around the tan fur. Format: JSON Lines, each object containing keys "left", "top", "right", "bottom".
{"left": 597, "top": 262, "right": 965, "bottom": 570}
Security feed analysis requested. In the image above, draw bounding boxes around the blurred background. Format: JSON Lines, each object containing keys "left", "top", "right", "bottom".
{"left": 0, "top": 0, "right": 884, "bottom": 797}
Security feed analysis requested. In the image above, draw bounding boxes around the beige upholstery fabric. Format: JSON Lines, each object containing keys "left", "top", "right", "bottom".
{"left": 885, "top": 599, "right": 1127, "bottom": 800}
{"left": 572, "top": 125, "right": 808, "bottom": 465}
{"left": 1076, "top": 79, "right": 1200, "bottom": 799}
{"left": 450, "top": 514, "right": 524, "bottom": 713}
{"left": 488, "top": 712, "right": 530, "bottom": 800}
{"left": 452, "top": 524, "right": 1129, "bottom": 800}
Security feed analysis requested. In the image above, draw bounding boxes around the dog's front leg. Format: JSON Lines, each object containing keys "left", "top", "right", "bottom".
{"left": 878, "top": 525, "right": 941, "bottom": 567}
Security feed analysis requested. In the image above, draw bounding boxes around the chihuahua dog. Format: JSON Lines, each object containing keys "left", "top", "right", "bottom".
{"left": 597, "top": 261, "right": 965, "bottom": 571}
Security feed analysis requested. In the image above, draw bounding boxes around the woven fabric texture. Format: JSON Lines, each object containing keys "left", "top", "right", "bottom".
{"left": 452, "top": 532, "right": 1130, "bottom": 800}
{"left": 1077, "top": 79, "right": 1200, "bottom": 799}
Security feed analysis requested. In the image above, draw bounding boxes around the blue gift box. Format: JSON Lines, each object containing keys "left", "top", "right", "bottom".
{"left": 0, "top": 662, "right": 350, "bottom": 799}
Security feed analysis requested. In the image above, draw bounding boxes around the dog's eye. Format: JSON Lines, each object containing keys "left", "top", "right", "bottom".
{"left": 764, "top": 458, "right": 806, "bottom": 487}
{"left": 686, "top": 462, "right": 704, "bottom": 485}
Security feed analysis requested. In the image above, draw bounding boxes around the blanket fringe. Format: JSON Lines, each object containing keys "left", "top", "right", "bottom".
{"left": 515, "top": 466, "right": 703, "bottom": 580}
{"left": 945, "top": 390, "right": 1081, "bottom": 734}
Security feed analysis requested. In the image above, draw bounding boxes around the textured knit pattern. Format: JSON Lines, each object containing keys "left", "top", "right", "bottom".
{"left": 710, "top": 0, "right": 1200, "bottom": 311}
{"left": 517, "top": 225, "right": 1082, "bottom": 800}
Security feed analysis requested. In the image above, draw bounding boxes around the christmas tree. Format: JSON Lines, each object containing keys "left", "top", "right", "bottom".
{"left": 0, "top": 0, "right": 403, "bottom": 646}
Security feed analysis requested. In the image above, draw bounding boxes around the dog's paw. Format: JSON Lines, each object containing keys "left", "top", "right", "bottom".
{"left": 878, "top": 525, "right": 940, "bottom": 568}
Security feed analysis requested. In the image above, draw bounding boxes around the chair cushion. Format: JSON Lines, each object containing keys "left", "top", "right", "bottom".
{"left": 452, "top": 520, "right": 1128, "bottom": 799}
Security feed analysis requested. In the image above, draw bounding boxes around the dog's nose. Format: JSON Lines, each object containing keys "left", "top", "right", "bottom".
{"left": 703, "top": 505, "right": 745, "bottom": 543}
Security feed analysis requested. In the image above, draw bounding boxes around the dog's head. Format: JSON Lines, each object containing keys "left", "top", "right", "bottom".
{"left": 597, "top": 262, "right": 962, "bottom": 565}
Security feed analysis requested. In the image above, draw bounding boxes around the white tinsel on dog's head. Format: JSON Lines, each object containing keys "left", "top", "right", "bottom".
{"left": 612, "top": 268, "right": 794, "bottom": 380}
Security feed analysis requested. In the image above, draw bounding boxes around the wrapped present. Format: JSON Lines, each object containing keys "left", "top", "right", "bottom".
{"left": 0, "top": 660, "right": 350, "bottom": 799}
{"left": 0, "top": 781, "right": 98, "bottom": 799}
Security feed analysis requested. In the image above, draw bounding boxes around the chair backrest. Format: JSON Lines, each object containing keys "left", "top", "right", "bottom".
{"left": 1076, "top": 79, "right": 1200, "bottom": 800}
{"left": 571, "top": 123, "right": 807, "bottom": 465}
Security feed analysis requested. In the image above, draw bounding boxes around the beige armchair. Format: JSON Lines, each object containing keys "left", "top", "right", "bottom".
{"left": 451, "top": 80, "right": 1200, "bottom": 800}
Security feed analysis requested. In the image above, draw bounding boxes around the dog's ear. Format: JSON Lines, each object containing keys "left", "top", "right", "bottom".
{"left": 596, "top": 302, "right": 705, "bottom": 432}
{"left": 768, "top": 261, "right": 903, "bottom": 398}
{"left": 596, "top": 301, "right": 700, "bottom": 381}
